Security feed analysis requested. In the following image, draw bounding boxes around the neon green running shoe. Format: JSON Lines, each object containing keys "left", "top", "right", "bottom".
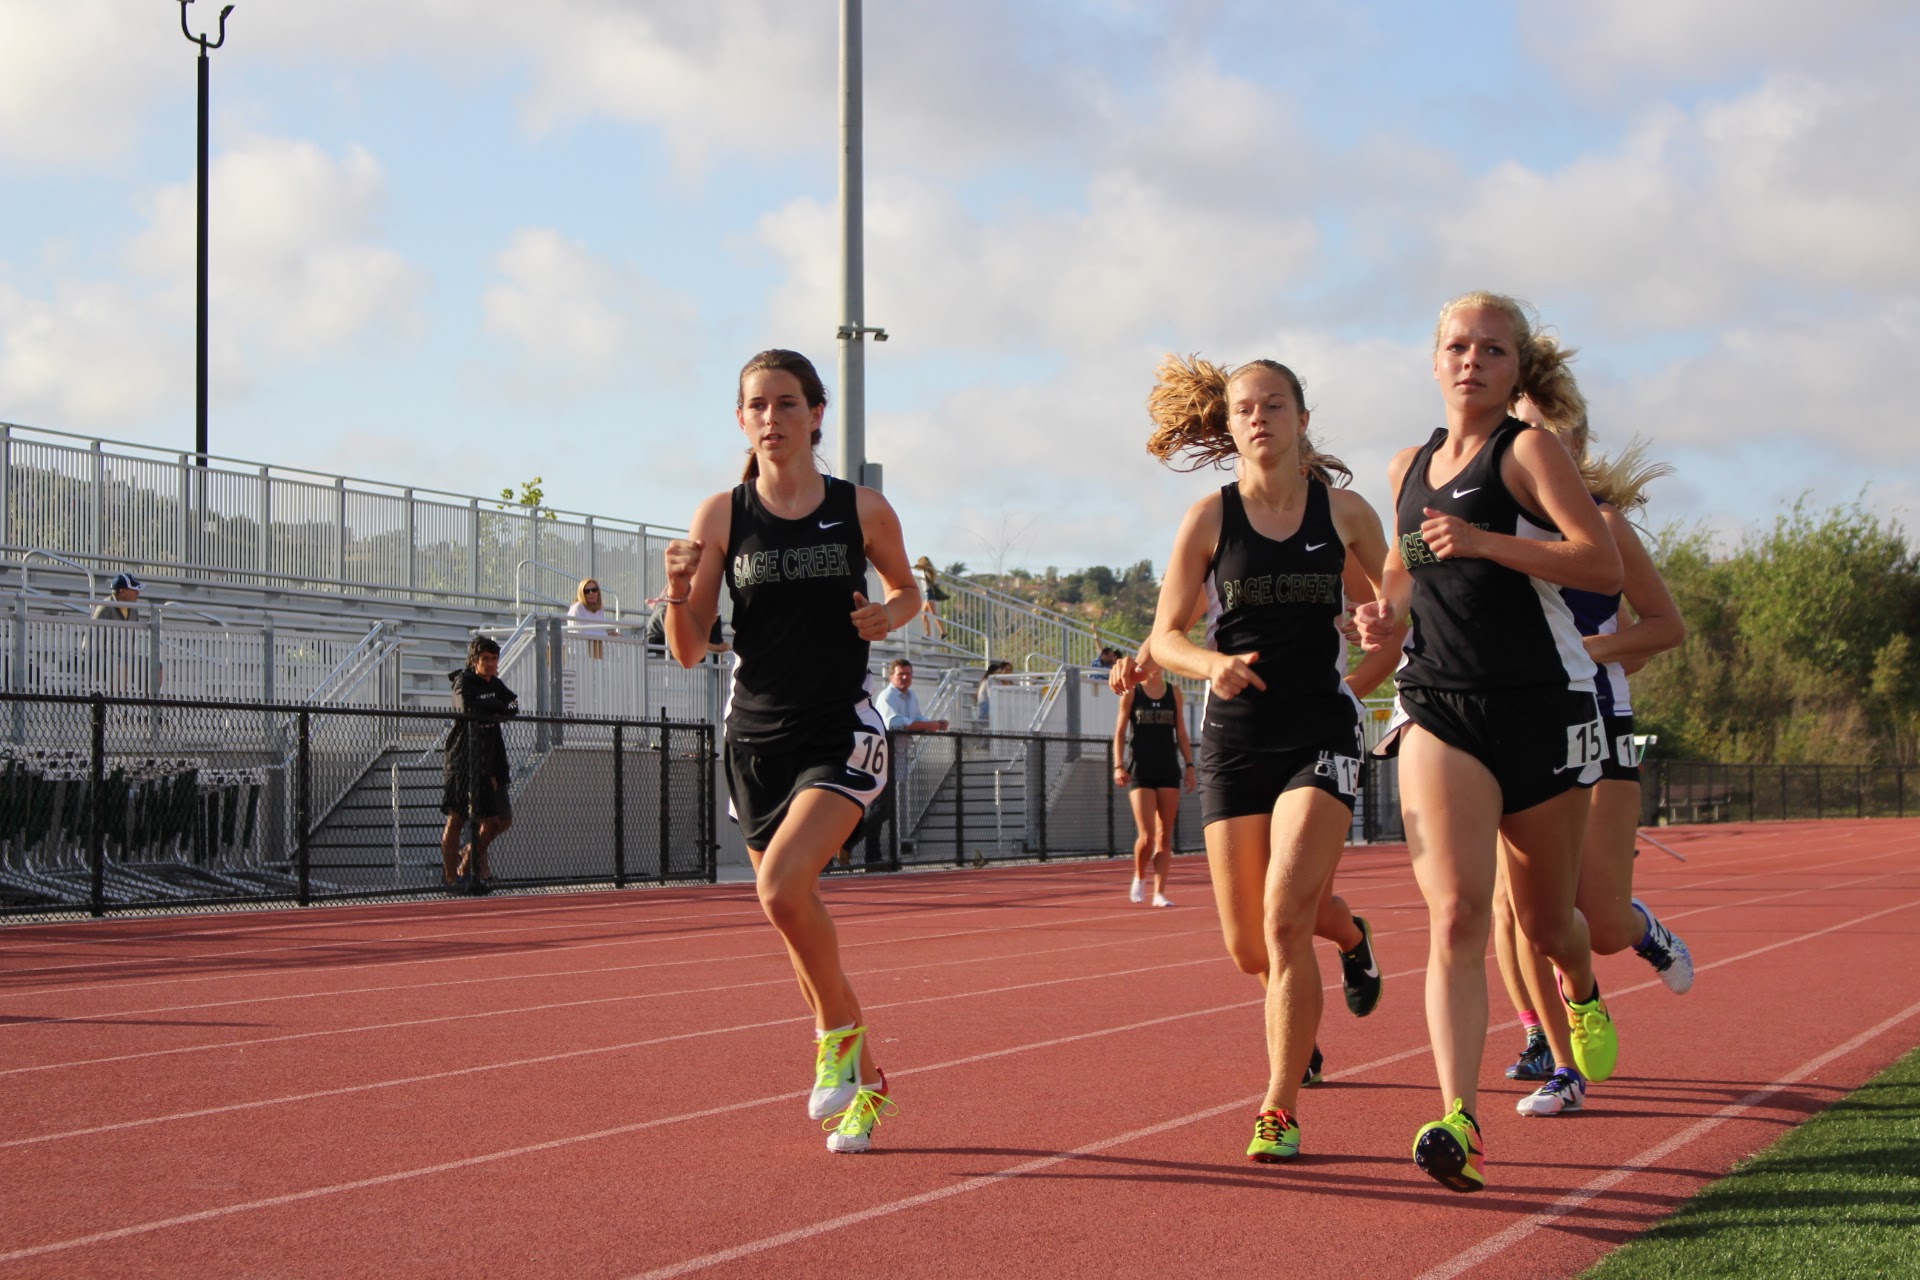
{"left": 825, "top": 1085, "right": 897, "bottom": 1154}
{"left": 1565, "top": 983, "right": 1619, "bottom": 1083}
{"left": 1412, "top": 1098, "right": 1485, "bottom": 1193}
{"left": 809, "top": 1025, "right": 867, "bottom": 1120}
{"left": 1246, "top": 1108, "right": 1302, "bottom": 1162}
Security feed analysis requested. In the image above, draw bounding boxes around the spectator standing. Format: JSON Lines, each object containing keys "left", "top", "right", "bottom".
{"left": 441, "top": 635, "right": 519, "bottom": 892}
{"left": 913, "top": 556, "right": 949, "bottom": 640}
{"left": 975, "top": 659, "right": 1013, "bottom": 725}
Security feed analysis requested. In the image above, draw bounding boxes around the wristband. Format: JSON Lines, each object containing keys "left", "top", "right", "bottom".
{"left": 647, "top": 592, "right": 689, "bottom": 607}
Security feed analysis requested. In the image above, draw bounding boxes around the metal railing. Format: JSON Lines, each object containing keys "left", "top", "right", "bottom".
{"left": 3, "top": 601, "right": 403, "bottom": 709}
{"left": 0, "top": 420, "right": 686, "bottom": 615}
{"left": 0, "top": 690, "right": 716, "bottom": 921}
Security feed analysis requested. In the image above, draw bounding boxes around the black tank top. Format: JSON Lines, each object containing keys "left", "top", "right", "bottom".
{"left": 1393, "top": 419, "right": 1597, "bottom": 692}
{"left": 1203, "top": 478, "right": 1357, "bottom": 750}
{"left": 1126, "top": 683, "right": 1180, "bottom": 776}
{"left": 723, "top": 476, "right": 871, "bottom": 748}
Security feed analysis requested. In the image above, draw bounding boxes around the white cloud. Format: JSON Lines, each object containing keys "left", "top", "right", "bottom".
{"left": 480, "top": 227, "right": 698, "bottom": 396}
{"left": 1605, "top": 299, "right": 1919, "bottom": 463}
{"left": 0, "top": 0, "right": 174, "bottom": 166}
{"left": 1522, "top": 1, "right": 1917, "bottom": 87}
{"left": 0, "top": 280, "right": 183, "bottom": 425}
{"left": 1, "top": 133, "right": 420, "bottom": 428}
{"left": 1413, "top": 71, "right": 1920, "bottom": 332}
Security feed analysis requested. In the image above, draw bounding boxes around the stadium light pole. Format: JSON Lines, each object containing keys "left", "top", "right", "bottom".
{"left": 835, "top": 0, "right": 888, "bottom": 491}
{"left": 179, "top": 0, "right": 234, "bottom": 470}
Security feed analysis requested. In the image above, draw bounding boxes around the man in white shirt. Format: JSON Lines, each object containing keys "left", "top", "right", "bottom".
{"left": 873, "top": 659, "right": 948, "bottom": 732}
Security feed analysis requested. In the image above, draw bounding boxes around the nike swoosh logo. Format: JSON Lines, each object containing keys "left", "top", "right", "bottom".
{"left": 818, "top": 520, "right": 844, "bottom": 529}
{"left": 1362, "top": 960, "right": 1379, "bottom": 979}
{"left": 1304, "top": 542, "right": 1328, "bottom": 552}
{"left": 1451, "top": 486, "right": 1480, "bottom": 498}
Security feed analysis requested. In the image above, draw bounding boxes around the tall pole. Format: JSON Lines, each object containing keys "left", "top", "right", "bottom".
{"left": 180, "top": 2, "right": 234, "bottom": 470}
{"left": 835, "top": 0, "right": 865, "bottom": 487}
{"left": 195, "top": 40, "right": 210, "bottom": 468}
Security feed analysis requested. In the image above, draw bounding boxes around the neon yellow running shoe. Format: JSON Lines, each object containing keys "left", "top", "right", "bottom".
{"left": 1565, "top": 983, "right": 1619, "bottom": 1083}
{"left": 1412, "top": 1099, "right": 1485, "bottom": 1193}
{"left": 809, "top": 1025, "right": 867, "bottom": 1120}
{"left": 1246, "top": 1108, "right": 1301, "bottom": 1162}
{"left": 825, "top": 1085, "right": 897, "bottom": 1154}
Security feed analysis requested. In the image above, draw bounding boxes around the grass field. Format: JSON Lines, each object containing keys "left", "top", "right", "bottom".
{"left": 1582, "top": 1047, "right": 1920, "bottom": 1279}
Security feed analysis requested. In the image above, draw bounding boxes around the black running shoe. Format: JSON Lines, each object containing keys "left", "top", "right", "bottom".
{"left": 1301, "top": 1044, "right": 1324, "bottom": 1087}
{"left": 1504, "top": 1036, "right": 1554, "bottom": 1081}
{"left": 1340, "top": 915, "right": 1383, "bottom": 1017}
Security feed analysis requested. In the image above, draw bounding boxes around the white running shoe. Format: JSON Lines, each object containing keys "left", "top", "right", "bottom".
{"left": 1151, "top": 893, "right": 1173, "bottom": 908}
{"left": 1516, "top": 1068, "right": 1586, "bottom": 1117}
{"left": 1631, "top": 898, "right": 1695, "bottom": 995}
{"left": 1129, "top": 878, "right": 1146, "bottom": 903}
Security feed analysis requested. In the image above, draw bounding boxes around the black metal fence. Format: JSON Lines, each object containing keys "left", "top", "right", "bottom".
{"left": 1644, "top": 759, "right": 1916, "bottom": 824}
{"left": 0, "top": 690, "right": 714, "bottom": 922}
{"left": 1352, "top": 756, "right": 1917, "bottom": 845}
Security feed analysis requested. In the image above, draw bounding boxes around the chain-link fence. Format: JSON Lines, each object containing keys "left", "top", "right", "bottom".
{"left": 0, "top": 690, "right": 713, "bottom": 922}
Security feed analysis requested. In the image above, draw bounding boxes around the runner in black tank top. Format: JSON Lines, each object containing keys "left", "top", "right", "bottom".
{"left": 1134, "top": 353, "right": 1392, "bottom": 1163}
{"left": 1354, "top": 293, "right": 1625, "bottom": 1192}
{"left": 1112, "top": 672, "right": 1193, "bottom": 907}
{"left": 1486, "top": 394, "right": 1694, "bottom": 1124}
{"left": 724, "top": 474, "right": 871, "bottom": 751}
{"left": 662, "top": 349, "right": 923, "bottom": 1156}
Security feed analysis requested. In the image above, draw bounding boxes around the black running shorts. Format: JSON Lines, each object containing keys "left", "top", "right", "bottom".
{"left": 1383, "top": 683, "right": 1605, "bottom": 814}
{"left": 442, "top": 775, "right": 512, "bottom": 822}
{"left": 726, "top": 699, "right": 890, "bottom": 852}
{"left": 1599, "top": 713, "right": 1641, "bottom": 784}
{"left": 1199, "top": 724, "right": 1363, "bottom": 826}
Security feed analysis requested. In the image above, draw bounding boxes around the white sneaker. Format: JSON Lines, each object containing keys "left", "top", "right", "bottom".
{"left": 1129, "top": 878, "right": 1146, "bottom": 903}
{"left": 1516, "top": 1068, "right": 1586, "bottom": 1117}
{"left": 1151, "top": 893, "right": 1173, "bottom": 908}
{"left": 1631, "top": 898, "right": 1695, "bottom": 995}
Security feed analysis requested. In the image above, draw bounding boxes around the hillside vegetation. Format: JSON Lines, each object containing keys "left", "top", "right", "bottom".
{"left": 956, "top": 499, "right": 1920, "bottom": 766}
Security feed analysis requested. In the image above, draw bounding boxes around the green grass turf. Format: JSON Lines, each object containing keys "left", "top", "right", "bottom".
{"left": 1581, "top": 1046, "right": 1920, "bottom": 1279}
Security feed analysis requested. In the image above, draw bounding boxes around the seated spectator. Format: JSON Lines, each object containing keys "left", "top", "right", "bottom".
{"left": 92, "top": 573, "right": 146, "bottom": 622}
{"left": 874, "top": 658, "right": 948, "bottom": 732}
{"left": 567, "top": 578, "right": 615, "bottom": 659}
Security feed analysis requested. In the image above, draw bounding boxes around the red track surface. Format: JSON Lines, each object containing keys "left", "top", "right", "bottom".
{"left": 3, "top": 819, "right": 1918, "bottom": 1279}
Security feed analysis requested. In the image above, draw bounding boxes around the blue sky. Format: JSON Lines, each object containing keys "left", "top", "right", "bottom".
{"left": 2, "top": 0, "right": 1916, "bottom": 573}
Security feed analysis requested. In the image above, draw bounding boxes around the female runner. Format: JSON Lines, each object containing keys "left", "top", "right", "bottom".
{"left": 1143, "top": 353, "right": 1390, "bottom": 1161}
{"left": 1356, "top": 291, "right": 1622, "bottom": 1191}
{"left": 663, "top": 348, "right": 921, "bottom": 1154}
{"left": 1493, "top": 384, "right": 1692, "bottom": 1118}
{"left": 1111, "top": 668, "right": 1193, "bottom": 907}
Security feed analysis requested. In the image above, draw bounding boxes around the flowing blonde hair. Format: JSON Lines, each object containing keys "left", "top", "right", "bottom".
{"left": 1144, "top": 353, "right": 1351, "bottom": 485}
{"left": 1436, "top": 292, "right": 1673, "bottom": 511}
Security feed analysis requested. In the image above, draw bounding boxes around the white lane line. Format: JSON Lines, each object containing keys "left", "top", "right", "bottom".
{"left": 0, "top": 886, "right": 1143, "bottom": 1003}
{"left": 4, "top": 892, "right": 1915, "bottom": 1266}
{"left": 10, "top": 829, "right": 1901, "bottom": 1020}
{"left": 0, "top": 905, "right": 1165, "bottom": 1031}
{"left": 0, "top": 857, "right": 1177, "bottom": 965}
{"left": 1413, "top": 995, "right": 1920, "bottom": 1280}
{"left": 0, "top": 995, "right": 1265, "bottom": 1268}
{"left": 0, "top": 909, "right": 1189, "bottom": 1073}
{"left": 0, "top": 941, "right": 1228, "bottom": 1143}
